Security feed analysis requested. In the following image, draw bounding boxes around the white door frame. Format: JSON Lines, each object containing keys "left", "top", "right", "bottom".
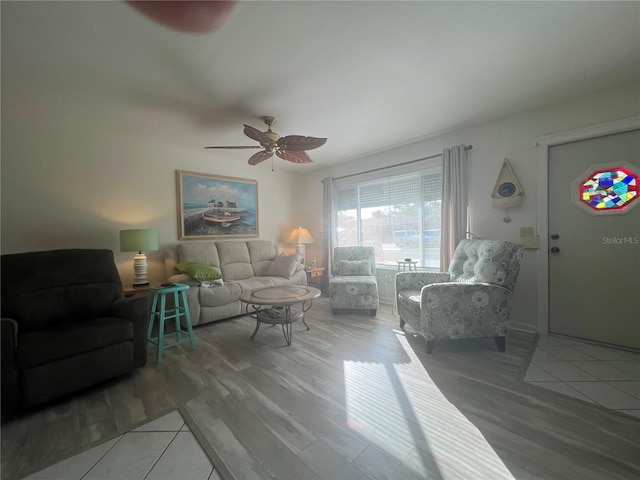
{"left": 534, "top": 115, "right": 640, "bottom": 334}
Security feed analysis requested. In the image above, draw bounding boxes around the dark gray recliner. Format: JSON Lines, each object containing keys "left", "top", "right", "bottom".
{"left": 1, "top": 249, "right": 149, "bottom": 415}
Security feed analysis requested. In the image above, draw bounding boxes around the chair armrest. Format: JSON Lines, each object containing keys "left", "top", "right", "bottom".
{"left": 111, "top": 297, "right": 149, "bottom": 368}
{"left": 1, "top": 318, "right": 20, "bottom": 414}
{"left": 1, "top": 317, "right": 18, "bottom": 347}
{"left": 396, "top": 271, "right": 450, "bottom": 293}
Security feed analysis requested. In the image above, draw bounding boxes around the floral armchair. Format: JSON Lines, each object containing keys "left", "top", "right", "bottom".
{"left": 329, "top": 246, "right": 379, "bottom": 316}
{"left": 396, "top": 239, "right": 524, "bottom": 354}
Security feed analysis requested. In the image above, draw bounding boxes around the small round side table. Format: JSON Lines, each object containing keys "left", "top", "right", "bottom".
{"left": 397, "top": 261, "right": 418, "bottom": 272}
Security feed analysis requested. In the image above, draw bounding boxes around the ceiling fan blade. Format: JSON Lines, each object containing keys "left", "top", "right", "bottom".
{"left": 248, "top": 150, "right": 274, "bottom": 165}
{"left": 278, "top": 135, "right": 327, "bottom": 151}
{"left": 204, "top": 145, "right": 261, "bottom": 149}
{"left": 243, "top": 124, "right": 272, "bottom": 144}
{"left": 276, "top": 150, "right": 313, "bottom": 164}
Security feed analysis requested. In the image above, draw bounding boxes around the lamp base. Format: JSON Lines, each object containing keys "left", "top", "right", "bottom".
{"left": 296, "top": 244, "right": 306, "bottom": 266}
{"left": 132, "top": 252, "right": 149, "bottom": 286}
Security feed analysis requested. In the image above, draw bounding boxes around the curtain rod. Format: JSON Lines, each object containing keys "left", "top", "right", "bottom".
{"left": 330, "top": 145, "right": 472, "bottom": 181}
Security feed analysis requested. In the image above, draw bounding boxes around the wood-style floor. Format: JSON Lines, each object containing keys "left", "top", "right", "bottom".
{"left": 2, "top": 298, "right": 639, "bottom": 480}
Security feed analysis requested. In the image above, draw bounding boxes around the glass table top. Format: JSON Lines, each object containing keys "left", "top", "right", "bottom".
{"left": 240, "top": 285, "right": 321, "bottom": 305}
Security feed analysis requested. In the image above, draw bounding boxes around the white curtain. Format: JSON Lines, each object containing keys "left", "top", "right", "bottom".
{"left": 440, "top": 145, "right": 468, "bottom": 270}
{"left": 322, "top": 177, "right": 336, "bottom": 276}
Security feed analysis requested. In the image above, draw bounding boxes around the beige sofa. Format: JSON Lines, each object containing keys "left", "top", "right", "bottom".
{"left": 164, "top": 240, "right": 307, "bottom": 326}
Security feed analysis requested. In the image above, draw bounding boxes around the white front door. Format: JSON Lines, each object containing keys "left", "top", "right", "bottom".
{"left": 548, "top": 129, "right": 640, "bottom": 349}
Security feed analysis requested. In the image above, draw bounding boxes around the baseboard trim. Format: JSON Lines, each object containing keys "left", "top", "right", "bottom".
{"left": 510, "top": 322, "right": 537, "bottom": 334}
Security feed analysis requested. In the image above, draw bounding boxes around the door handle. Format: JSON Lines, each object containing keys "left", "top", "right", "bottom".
{"left": 550, "top": 247, "right": 560, "bottom": 254}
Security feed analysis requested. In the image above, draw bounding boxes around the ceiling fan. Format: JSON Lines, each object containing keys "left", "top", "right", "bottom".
{"left": 205, "top": 116, "right": 327, "bottom": 165}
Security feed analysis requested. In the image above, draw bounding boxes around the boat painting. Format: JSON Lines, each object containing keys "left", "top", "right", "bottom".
{"left": 177, "top": 171, "right": 258, "bottom": 240}
{"left": 203, "top": 211, "right": 241, "bottom": 227}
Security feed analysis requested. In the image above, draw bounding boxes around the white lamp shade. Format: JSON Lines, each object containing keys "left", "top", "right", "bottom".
{"left": 287, "top": 226, "right": 314, "bottom": 245}
{"left": 119, "top": 229, "right": 158, "bottom": 253}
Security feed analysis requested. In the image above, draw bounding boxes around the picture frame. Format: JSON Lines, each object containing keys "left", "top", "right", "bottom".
{"left": 176, "top": 170, "right": 258, "bottom": 240}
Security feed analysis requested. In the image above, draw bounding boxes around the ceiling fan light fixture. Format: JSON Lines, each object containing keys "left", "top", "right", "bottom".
{"left": 262, "top": 116, "right": 280, "bottom": 142}
{"left": 264, "top": 130, "right": 280, "bottom": 142}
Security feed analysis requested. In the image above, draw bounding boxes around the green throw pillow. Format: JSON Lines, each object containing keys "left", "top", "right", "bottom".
{"left": 175, "top": 262, "right": 222, "bottom": 280}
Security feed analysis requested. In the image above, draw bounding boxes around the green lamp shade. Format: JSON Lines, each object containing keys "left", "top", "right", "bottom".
{"left": 119, "top": 229, "right": 158, "bottom": 252}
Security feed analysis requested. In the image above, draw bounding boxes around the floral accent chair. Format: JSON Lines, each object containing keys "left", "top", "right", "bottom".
{"left": 329, "top": 246, "right": 379, "bottom": 316}
{"left": 396, "top": 239, "right": 524, "bottom": 354}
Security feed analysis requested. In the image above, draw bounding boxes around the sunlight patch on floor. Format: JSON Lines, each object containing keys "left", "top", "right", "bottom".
{"left": 343, "top": 332, "right": 515, "bottom": 479}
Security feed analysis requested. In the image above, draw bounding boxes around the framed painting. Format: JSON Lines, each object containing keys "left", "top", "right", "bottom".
{"left": 176, "top": 170, "right": 258, "bottom": 240}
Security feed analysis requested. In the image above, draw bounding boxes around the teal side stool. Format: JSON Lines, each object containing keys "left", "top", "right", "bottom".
{"left": 147, "top": 283, "right": 196, "bottom": 363}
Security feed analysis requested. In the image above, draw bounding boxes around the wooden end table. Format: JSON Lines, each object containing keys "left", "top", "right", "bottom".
{"left": 123, "top": 285, "right": 151, "bottom": 297}
{"left": 306, "top": 267, "right": 326, "bottom": 292}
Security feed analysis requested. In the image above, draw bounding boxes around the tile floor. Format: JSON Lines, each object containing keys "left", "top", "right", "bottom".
{"left": 525, "top": 334, "right": 640, "bottom": 419}
{"left": 23, "top": 411, "right": 221, "bottom": 480}
{"left": 22, "top": 333, "right": 640, "bottom": 479}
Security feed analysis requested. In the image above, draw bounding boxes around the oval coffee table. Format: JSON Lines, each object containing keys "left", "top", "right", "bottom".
{"left": 240, "top": 285, "right": 321, "bottom": 346}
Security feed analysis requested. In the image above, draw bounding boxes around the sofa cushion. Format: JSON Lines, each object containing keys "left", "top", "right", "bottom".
{"left": 232, "top": 277, "right": 278, "bottom": 291}
{"left": 178, "top": 242, "right": 220, "bottom": 268}
{"left": 175, "top": 262, "right": 222, "bottom": 280}
{"left": 265, "top": 254, "right": 300, "bottom": 279}
{"left": 17, "top": 317, "right": 134, "bottom": 370}
{"left": 328, "top": 275, "right": 379, "bottom": 309}
{"left": 217, "top": 242, "right": 253, "bottom": 280}
{"left": 247, "top": 240, "right": 278, "bottom": 276}
{"left": 197, "top": 283, "right": 242, "bottom": 308}
{"left": 21, "top": 342, "right": 134, "bottom": 409}
{"left": 397, "top": 290, "right": 422, "bottom": 317}
{"left": 335, "top": 259, "right": 371, "bottom": 276}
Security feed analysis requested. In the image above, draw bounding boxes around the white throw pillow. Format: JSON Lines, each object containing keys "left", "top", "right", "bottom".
{"left": 265, "top": 254, "right": 300, "bottom": 279}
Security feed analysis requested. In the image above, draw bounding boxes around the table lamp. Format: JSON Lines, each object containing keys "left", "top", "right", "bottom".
{"left": 119, "top": 229, "right": 158, "bottom": 286}
{"left": 287, "top": 226, "right": 314, "bottom": 265}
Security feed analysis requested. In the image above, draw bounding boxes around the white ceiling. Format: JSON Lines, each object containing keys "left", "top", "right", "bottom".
{"left": 3, "top": 1, "right": 639, "bottom": 170}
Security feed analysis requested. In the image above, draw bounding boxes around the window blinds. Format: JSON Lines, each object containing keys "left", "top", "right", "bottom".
{"left": 336, "top": 172, "right": 441, "bottom": 211}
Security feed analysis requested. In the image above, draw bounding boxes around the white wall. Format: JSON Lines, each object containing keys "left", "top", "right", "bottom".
{"left": 1, "top": 101, "right": 301, "bottom": 286}
{"left": 294, "top": 82, "right": 640, "bottom": 332}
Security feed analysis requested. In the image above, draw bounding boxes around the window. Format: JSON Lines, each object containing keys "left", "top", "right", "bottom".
{"left": 335, "top": 166, "right": 442, "bottom": 269}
